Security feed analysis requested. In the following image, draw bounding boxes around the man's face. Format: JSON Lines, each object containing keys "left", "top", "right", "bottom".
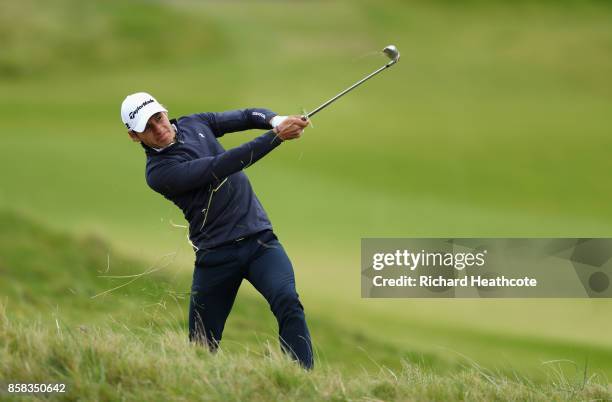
{"left": 128, "top": 111, "right": 175, "bottom": 148}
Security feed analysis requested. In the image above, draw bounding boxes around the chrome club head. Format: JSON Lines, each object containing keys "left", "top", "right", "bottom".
{"left": 383, "top": 45, "right": 400, "bottom": 64}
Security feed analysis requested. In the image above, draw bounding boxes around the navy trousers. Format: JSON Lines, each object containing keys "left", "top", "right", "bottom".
{"left": 188, "top": 230, "right": 313, "bottom": 369}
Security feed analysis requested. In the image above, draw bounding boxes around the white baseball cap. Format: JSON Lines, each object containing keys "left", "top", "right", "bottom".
{"left": 120, "top": 92, "right": 168, "bottom": 133}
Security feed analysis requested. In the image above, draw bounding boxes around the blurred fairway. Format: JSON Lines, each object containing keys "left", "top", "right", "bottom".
{"left": 1, "top": 0, "right": 612, "bottom": 387}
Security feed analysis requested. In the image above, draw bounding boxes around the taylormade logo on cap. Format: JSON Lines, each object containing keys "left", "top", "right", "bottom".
{"left": 121, "top": 92, "right": 167, "bottom": 133}
{"left": 129, "top": 99, "right": 154, "bottom": 119}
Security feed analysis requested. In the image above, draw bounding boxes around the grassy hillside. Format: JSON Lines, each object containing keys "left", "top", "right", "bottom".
{"left": 2, "top": 310, "right": 611, "bottom": 402}
{"left": 3, "top": 209, "right": 612, "bottom": 380}
{"left": 0, "top": 0, "right": 226, "bottom": 77}
{"left": 0, "top": 209, "right": 417, "bottom": 372}
{"left": 1, "top": 0, "right": 612, "bottom": 399}
{"left": 1, "top": 210, "right": 611, "bottom": 401}
{"left": 1, "top": 0, "right": 611, "bottom": 247}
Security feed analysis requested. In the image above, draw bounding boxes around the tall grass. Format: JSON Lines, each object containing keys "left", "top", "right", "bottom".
{"left": 1, "top": 303, "right": 610, "bottom": 401}
{"left": 1, "top": 209, "right": 611, "bottom": 400}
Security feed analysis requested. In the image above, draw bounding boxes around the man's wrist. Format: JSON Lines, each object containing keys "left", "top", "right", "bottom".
{"left": 270, "top": 115, "right": 288, "bottom": 128}
{"left": 267, "top": 130, "right": 284, "bottom": 144}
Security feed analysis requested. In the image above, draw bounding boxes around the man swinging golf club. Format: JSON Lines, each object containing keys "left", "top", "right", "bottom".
{"left": 121, "top": 92, "right": 313, "bottom": 369}
{"left": 120, "top": 45, "right": 399, "bottom": 370}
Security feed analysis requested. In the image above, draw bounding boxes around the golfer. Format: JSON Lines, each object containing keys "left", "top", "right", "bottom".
{"left": 121, "top": 92, "right": 313, "bottom": 369}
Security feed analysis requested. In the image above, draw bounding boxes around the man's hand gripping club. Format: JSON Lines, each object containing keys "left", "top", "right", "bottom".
{"left": 273, "top": 115, "right": 310, "bottom": 141}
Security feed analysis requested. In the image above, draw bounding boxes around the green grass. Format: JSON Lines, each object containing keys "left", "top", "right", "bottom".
{"left": 0, "top": 209, "right": 417, "bottom": 373}
{"left": 2, "top": 306, "right": 611, "bottom": 402}
{"left": 0, "top": 0, "right": 226, "bottom": 77}
{"left": 1, "top": 0, "right": 611, "bottom": 247}
{"left": 1, "top": 210, "right": 611, "bottom": 401}
{"left": 1, "top": 0, "right": 612, "bottom": 399}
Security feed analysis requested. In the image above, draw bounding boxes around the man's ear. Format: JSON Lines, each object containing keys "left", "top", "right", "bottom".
{"left": 128, "top": 131, "right": 140, "bottom": 142}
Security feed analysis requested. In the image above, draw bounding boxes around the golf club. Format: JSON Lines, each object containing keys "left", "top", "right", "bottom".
{"left": 303, "top": 45, "right": 400, "bottom": 119}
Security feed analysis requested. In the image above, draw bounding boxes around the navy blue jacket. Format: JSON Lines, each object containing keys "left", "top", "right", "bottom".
{"left": 143, "top": 108, "right": 281, "bottom": 251}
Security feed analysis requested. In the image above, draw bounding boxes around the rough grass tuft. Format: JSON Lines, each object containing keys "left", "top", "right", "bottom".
{"left": 1, "top": 304, "right": 610, "bottom": 401}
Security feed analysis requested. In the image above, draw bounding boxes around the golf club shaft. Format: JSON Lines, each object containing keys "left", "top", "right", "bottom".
{"left": 305, "top": 60, "right": 397, "bottom": 119}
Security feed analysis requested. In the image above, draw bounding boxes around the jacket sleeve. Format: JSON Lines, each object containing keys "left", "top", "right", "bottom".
{"left": 146, "top": 130, "right": 282, "bottom": 197}
{"left": 196, "top": 108, "right": 276, "bottom": 138}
